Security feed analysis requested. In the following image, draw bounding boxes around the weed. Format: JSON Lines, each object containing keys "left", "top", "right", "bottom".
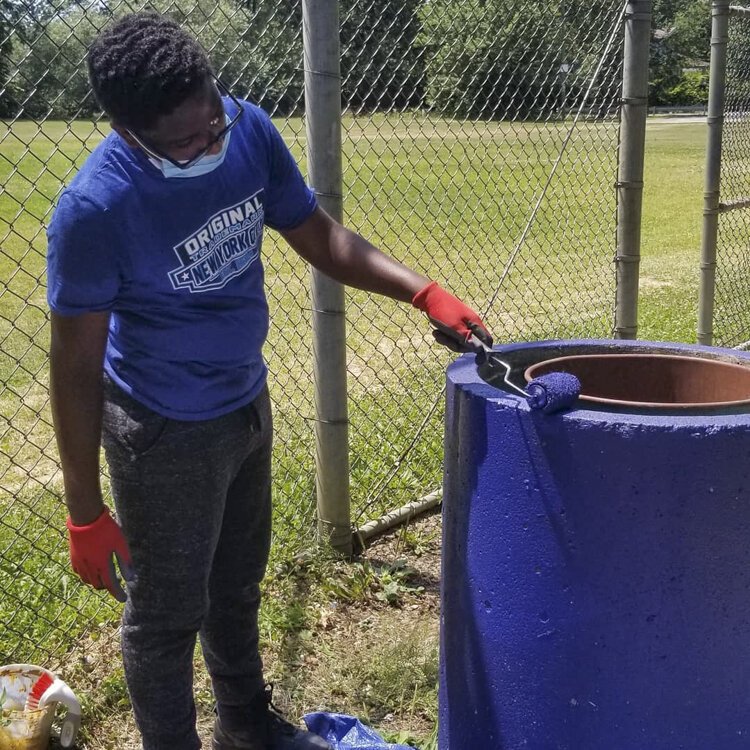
{"left": 321, "top": 561, "right": 378, "bottom": 604}
{"left": 397, "top": 526, "right": 439, "bottom": 558}
{"left": 99, "top": 669, "right": 130, "bottom": 711}
{"left": 356, "top": 631, "right": 438, "bottom": 718}
{"left": 373, "top": 561, "right": 424, "bottom": 605}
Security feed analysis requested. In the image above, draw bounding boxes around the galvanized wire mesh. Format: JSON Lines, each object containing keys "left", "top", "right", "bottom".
{"left": 341, "top": 0, "right": 625, "bottom": 524}
{"left": 0, "top": 0, "right": 624, "bottom": 667}
{"left": 713, "top": 6, "right": 750, "bottom": 347}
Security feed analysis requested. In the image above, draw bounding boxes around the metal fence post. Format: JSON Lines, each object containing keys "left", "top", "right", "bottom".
{"left": 698, "top": 0, "right": 730, "bottom": 346}
{"left": 615, "top": 0, "right": 651, "bottom": 339}
{"left": 302, "top": 0, "right": 352, "bottom": 555}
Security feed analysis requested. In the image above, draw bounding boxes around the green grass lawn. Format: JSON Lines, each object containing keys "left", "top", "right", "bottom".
{"left": 0, "top": 114, "right": 707, "bottom": 673}
{"left": 638, "top": 119, "right": 705, "bottom": 343}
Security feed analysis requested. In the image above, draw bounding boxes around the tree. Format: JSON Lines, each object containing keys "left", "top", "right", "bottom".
{"left": 417, "top": 0, "right": 622, "bottom": 121}
{"left": 650, "top": 0, "right": 710, "bottom": 106}
{"left": 5, "top": 0, "right": 304, "bottom": 121}
{"left": 0, "top": 0, "right": 16, "bottom": 117}
{"left": 7, "top": 3, "right": 104, "bottom": 119}
{"left": 339, "top": 0, "right": 424, "bottom": 112}
{"left": 157, "top": 0, "right": 303, "bottom": 115}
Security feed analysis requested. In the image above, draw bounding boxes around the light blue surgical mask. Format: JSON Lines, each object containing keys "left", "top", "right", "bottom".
{"left": 131, "top": 114, "right": 233, "bottom": 179}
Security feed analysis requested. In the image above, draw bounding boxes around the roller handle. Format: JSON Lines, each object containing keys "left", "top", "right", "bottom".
{"left": 431, "top": 318, "right": 579, "bottom": 413}
{"left": 428, "top": 317, "right": 492, "bottom": 357}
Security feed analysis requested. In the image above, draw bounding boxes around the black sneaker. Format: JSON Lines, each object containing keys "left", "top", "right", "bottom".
{"left": 212, "top": 686, "right": 333, "bottom": 750}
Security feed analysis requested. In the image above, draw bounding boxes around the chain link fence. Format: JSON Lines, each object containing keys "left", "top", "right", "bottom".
{"left": 702, "top": 3, "right": 750, "bottom": 347}
{"left": 0, "top": 0, "right": 626, "bottom": 667}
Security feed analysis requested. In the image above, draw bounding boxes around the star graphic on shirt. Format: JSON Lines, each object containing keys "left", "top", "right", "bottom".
{"left": 181, "top": 272, "right": 190, "bottom": 281}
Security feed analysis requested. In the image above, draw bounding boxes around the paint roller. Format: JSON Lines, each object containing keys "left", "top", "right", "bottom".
{"left": 430, "top": 318, "right": 581, "bottom": 414}
{"left": 474, "top": 339, "right": 581, "bottom": 414}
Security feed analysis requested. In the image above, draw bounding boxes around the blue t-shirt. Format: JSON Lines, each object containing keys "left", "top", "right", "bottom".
{"left": 47, "top": 100, "right": 317, "bottom": 420}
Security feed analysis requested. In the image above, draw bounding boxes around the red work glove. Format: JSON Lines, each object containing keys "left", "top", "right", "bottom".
{"left": 412, "top": 281, "right": 493, "bottom": 353}
{"left": 66, "top": 508, "right": 134, "bottom": 603}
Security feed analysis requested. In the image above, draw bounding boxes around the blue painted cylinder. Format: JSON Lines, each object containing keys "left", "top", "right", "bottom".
{"left": 439, "top": 340, "right": 750, "bottom": 750}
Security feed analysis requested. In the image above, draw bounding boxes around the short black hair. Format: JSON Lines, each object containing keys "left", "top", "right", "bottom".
{"left": 87, "top": 11, "right": 213, "bottom": 131}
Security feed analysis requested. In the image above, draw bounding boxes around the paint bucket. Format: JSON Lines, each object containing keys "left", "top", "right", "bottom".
{"left": 441, "top": 339, "right": 750, "bottom": 750}
{"left": 0, "top": 665, "right": 79, "bottom": 750}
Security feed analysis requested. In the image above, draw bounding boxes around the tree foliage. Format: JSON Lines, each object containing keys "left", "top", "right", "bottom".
{"left": 418, "top": 0, "right": 622, "bottom": 120}
{"left": 340, "top": 0, "right": 424, "bottom": 112}
{"left": 2, "top": 0, "right": 303, "bottom": 120}
{"left": 0, "top": 0, "right": 15, "bottom": 117}
{"left": 418, "top": 1, "right": 559, "bottom": 119}
{"left": 158, "top": 0, "right": 303, "bottom": 115}
{"left": 650, "top": 0, "right": 710, "bottom": 106}
{"left": 7, "top": 4, "right": 103, "bottom": 119}
{"left": 0, "top": 0, "right": 716, "bottom": 121}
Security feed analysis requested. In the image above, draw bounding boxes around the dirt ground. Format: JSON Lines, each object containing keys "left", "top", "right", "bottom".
{"left": 51, "top": 508, "right": 443, "bottom": 750}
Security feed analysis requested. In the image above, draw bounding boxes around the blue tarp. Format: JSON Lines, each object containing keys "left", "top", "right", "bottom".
{"left": 303, "top": 712, "right": 414, "bottom": 750}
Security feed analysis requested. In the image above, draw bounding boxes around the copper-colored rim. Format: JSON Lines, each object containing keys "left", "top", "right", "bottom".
{"left": 524, "top": 353, "right": 750, "bottom": 409}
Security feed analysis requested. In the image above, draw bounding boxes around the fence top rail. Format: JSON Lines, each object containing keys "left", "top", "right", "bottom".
{"left": 729, "top": 5, "right": 750, "bottom": 17}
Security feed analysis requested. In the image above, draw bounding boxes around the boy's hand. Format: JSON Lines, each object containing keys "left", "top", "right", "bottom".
{"left": 412, "top": 281, "right": 493, "bottom": 352}
{"left": 67, "top": 508, "right": 134, "bottom": 602}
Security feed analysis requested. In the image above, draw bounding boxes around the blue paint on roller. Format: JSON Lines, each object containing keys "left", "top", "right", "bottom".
{"left": 476, "top": 348, "right": 580, "bottom": 414}
{"left": 526, "top": 371, "right": 581, "bottom": 413}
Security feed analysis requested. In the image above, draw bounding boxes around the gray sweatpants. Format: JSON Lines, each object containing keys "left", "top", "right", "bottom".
{"left": 101, "top": 375, "right": 273, "bottom": 750}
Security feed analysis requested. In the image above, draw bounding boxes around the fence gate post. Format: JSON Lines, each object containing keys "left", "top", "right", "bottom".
{"left": 615, "top": 0, "right": 652, "bottom": 339}
{"left": 698, "top": 0, "right": 731, "bottom": 346}
{"left": 302, "top": 0, "right": 352, "bottom": 555}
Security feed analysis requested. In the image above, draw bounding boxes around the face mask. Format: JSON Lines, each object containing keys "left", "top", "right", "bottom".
{"left": 141, "top": 114, "right": 233, "bottom": 179}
